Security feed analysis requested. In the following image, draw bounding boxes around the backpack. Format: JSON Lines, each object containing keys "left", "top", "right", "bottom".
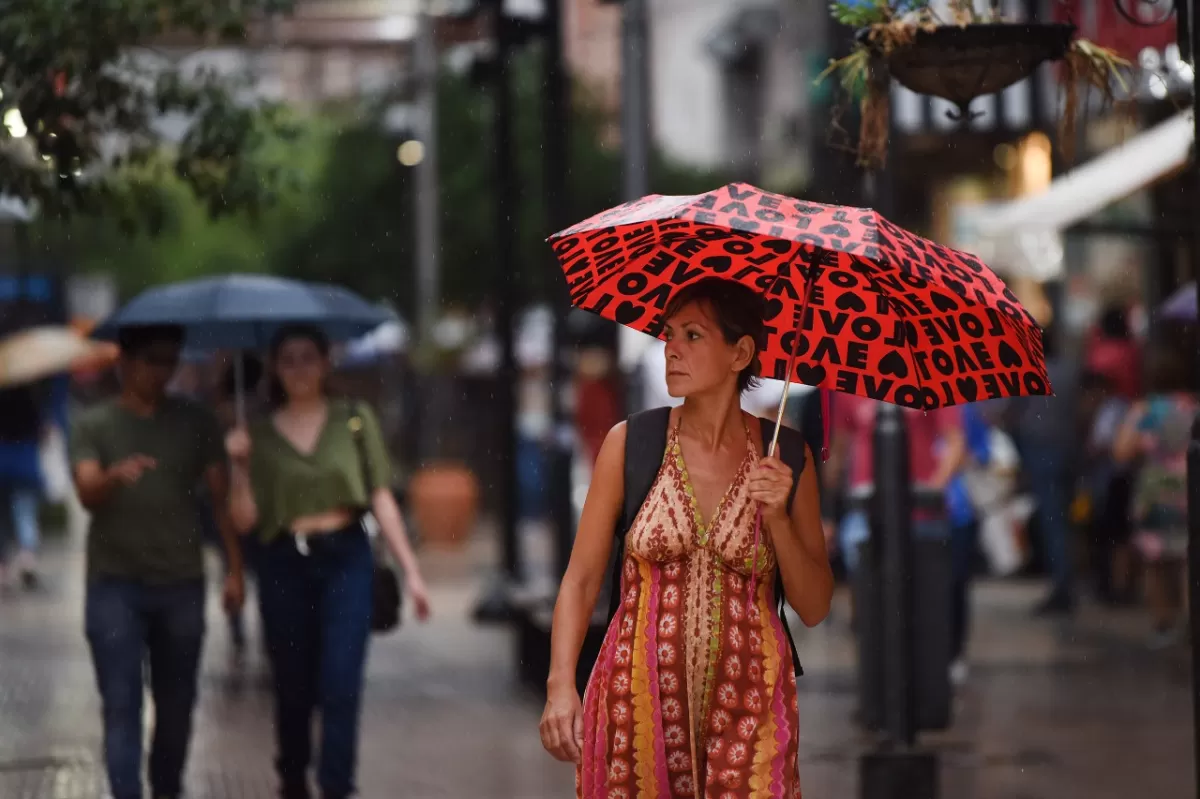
{"left": 608, "top": 406, "right": 817, "bottom": 676}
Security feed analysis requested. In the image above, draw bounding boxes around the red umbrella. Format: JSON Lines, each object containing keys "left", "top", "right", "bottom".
{"left": 550, "top": 183, "right": 1050, "bottom": 420}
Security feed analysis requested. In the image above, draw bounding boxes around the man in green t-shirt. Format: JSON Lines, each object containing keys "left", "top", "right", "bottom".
{"left": 70, "top": 324, "right": 244, "bottom": 799}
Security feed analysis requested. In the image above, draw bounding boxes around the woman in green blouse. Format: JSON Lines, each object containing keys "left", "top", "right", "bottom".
{"left": 226, "top": 324, "right": 430, "bottom": 799}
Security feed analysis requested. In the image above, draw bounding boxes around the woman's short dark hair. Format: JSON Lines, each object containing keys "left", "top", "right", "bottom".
{"left": 117, "top": 324, "right": 185, "bottom": 357}
{"left": 1098, "top": 305, "right": 1131, "bottom": 340}
{"left": 267, "top": 324, "right": 331, "bottom": 407}
{"left": 664, "top": 278, "right": 767, "bottom": 393}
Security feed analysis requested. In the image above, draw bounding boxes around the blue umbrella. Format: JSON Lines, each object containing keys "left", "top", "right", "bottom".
{"left": 94, "top": 274, "right": 392, "bottom": 350}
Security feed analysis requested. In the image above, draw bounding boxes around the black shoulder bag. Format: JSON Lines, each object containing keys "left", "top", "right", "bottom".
{"left": 608, "top": 407, "right": 814, "bottom": 676}
{"left": 349, "top": 404, "right": 403, "bottom": 634}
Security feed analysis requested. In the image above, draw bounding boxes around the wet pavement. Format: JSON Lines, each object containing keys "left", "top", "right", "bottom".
{"left": 0, "top": 529, "right": 1193, "bottom": 798}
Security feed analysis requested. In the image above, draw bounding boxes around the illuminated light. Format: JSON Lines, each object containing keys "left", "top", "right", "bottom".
{"left": 993, "top": 143, "right": 1018, "bottom": 170}
{"left": 3, "top": 108, "right": 26, "bottom": 138}
{"left": 397, "top": 139, "right": 425, "bottom": 167}
{"left": 1149, "top": 74, "right": 1169, "bottom": 99}
{"left": 1139, "top": 47, "right": 1161, "bottom": 71}
{"left": 1018, "top": 132, "right": 1052, "bottom": 195}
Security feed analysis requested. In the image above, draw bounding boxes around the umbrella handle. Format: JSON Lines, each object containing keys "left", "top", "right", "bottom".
{"left": 765, "top": 265, "right": 817, "bottom": 458}
{"left": 234, "top": 352, "right": 246, "bottom": 427}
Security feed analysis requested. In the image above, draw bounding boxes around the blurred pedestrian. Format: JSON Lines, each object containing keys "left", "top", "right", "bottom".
{"left": 1015, "top": 329, "right": 1077, "bottom": 615}
{"left": 944, "top": 402, "right": 989, "bottom": 685}
{"left": 539, "top": 279, "right": 832, "bottom": 797}
{"left": 1085, "top": 305, "right": 1141, "bottom": 401}
{"left": 1080, "top": 370, "right": 1135, "bottom": 605}
{"left": 225, "top": 324, "right": 431, "bottom": 799}
{"left": 822, "top": 395, "right": 965, "bottom": 589}
{"left": 1114, "top": 350, "right": 1196, "bottom": 648}
{"left": 70, "top": 324, "right": 245, "bottom": 799}
{"left": 0, "top": 382, "right": 48, "bottom": 590}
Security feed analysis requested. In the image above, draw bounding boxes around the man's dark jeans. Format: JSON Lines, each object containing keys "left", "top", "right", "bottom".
{"left": 85, "top": 578, "right": 206, "bottom": 799}
{"left": 257, "top": 524, "right": 373, "bottom": 799}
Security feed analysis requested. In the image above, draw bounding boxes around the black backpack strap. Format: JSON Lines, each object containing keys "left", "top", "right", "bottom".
{"left": 607, "top": 407, "right": 673, "bottom": 620}
{"left": 758, "top": 417, "right": 808, "bottom": 677}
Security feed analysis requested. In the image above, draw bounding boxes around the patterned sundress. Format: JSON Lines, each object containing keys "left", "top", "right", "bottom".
{"left": 577, "top": 420, "right": 801, "bottom": 799}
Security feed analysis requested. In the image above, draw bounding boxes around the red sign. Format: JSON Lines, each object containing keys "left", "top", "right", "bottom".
{"left": 1053, "top": 0, "right": 1178, "bottom": 59}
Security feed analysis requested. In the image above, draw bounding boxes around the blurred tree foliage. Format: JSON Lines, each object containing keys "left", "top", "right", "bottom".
{"left": 37, "top": 47, "right": 727, "bottom": 315}
{"left": 0, "top": 0, "right": 298, "bottom": 225}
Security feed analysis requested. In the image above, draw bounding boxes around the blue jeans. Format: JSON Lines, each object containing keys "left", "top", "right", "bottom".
{"left": 85, "top": 578, "right": 206, "bottom": 799}
{"left": 1024, "top": 447, "right": 1072, "bottom": 597}
{"left": 11, "top": 486, "right": 39, "bottom": 553}
{"left": 257, "top": 525, "right": 374, "bottom": 799}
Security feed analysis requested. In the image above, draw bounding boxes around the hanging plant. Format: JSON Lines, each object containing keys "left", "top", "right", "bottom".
{"left": 816, "top": 0, "right": 1131, "bottom": 168}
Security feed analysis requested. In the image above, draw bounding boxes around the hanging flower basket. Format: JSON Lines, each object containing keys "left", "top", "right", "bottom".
{"left": 818, "top": 2, "right": 1130, "bottom": 168}
{"left": 867, "top": 22, "right": 1074, "bottom": 113}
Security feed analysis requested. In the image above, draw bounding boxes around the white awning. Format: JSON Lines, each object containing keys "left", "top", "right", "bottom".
{"left": 975, "top": 110, "right": 1193, "bottom": 237}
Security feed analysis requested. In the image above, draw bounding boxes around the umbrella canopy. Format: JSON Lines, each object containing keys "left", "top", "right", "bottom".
{"left": 550, "top": 183, "right": 1050, "bottom": 410}
{"left": 94, "top": 274, "right": 392, "bottom": 351}
{"left": 0, "top": 326, "right": 118, "bottom": 389}
{"left": 1161, "top": 282, "right": 1196, "bottom": 321}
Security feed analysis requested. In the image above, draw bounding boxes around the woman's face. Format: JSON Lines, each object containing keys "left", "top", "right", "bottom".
{"left": 275, "top": 336, "right": 328, "bottom": 403}
{"left": 662, "top": 301, "right": 754, "bottom": 399}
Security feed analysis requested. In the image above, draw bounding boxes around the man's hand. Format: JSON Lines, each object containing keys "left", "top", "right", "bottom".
{"left": 106, "top": 455, "right": 157, "bottom": 486}
{"left": 223, "top": 570, "right": 246, "bottom": 613}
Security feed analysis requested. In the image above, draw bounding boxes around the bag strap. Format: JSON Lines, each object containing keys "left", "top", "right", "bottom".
{"left": 349, "top": 402, "right": 397, "bottom": 570}
{"left": 348, "top": 402, "right": 375, "bottom": 496}
{"left": 608, "top": 407, "right": 672, "bottom": 619}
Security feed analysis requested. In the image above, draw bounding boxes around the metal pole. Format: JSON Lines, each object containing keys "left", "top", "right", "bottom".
{"left": 858, "top": 95, "right": 937, "bottom": 799}
{"left": 493, "top": 2, "right": 521, "bottom": 584}
{"left": 873, "top": 401, "right": 916, "bottom": 745}
{"left": 618, "top": 0, "right": 652, "bottom": 411}
{"left": 542, "top": 0, "right": 575, "bottom": 582}
{"left": 414, "top": 0, "right": 441, "bottom": 345}
{"left": 621, "top": 0, "right": 651, "bottom": 204}
{"left": 470, "top": 0, "right": 523, "bottom": 624}
{"left": 1186, "top": 5, "right": 1200, "bottom": 797}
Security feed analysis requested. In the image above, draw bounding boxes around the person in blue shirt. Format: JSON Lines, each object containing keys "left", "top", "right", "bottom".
{"left": 945, "top": 401, "right": 993, "bottom": 684}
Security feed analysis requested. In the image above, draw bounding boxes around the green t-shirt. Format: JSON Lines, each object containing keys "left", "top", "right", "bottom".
{"left": 249, "top": 399, "right": 392, "bottom": 542}
{"left": 71, "top": 398, "right": 224, "bottom": 584}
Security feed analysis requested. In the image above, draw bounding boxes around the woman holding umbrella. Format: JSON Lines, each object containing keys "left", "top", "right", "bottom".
{"left": 539, "top": 184, "right": 1053, "bottom": 797}
{"left": 225, "top": 324, "right": 431, "bottom": 799}
{"left": 540, "top": 279, "right": 833, "bottom": 797}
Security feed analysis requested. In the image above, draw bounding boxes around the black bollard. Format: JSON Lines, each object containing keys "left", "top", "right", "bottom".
{"left": 860, "top": 402, "right": 938, "bottom": 799}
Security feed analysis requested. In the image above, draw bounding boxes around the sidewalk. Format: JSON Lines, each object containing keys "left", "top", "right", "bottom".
{"left": 0, "top": 529, "right": 1191, "bottom": 798}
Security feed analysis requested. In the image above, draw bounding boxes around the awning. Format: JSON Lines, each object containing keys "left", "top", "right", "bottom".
{"left": 975, "top": 110, "right": 1193, "bottom": 237}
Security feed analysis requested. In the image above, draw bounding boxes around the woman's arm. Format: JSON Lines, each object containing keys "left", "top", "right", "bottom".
{"left": 541, "top": 421, "right": 626, "bottom": 764}
{"left": 371, "top": 486, "right": 431, "bottom": 620}
{"left": 752, "top": 444, "right": 834, "bottom": 627}
{"left": 1113, "top": 401, "right": 1149, "bottom": 465}
{"left": 225, "top": 428, "right": 259, "bottom": 534}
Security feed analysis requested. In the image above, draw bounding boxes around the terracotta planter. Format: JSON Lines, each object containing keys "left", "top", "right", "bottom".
{"left": 408, "top": 463, "right": 480, "bottom": 548}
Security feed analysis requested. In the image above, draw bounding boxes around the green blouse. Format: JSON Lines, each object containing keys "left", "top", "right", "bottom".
{"left": 249, "top": 399, "right": 392, "bottom": 542}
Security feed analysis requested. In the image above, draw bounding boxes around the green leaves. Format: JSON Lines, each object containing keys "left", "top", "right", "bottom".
{"left": 829, "top": 0, "right": 894, "bottom": 28}
{"left": 0, "top": 0, "right": 296, "bottom": 223}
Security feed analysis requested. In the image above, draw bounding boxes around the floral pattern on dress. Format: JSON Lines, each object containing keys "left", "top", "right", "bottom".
{"left": 577, "top": 420, "right": 802, "bottom": 798}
